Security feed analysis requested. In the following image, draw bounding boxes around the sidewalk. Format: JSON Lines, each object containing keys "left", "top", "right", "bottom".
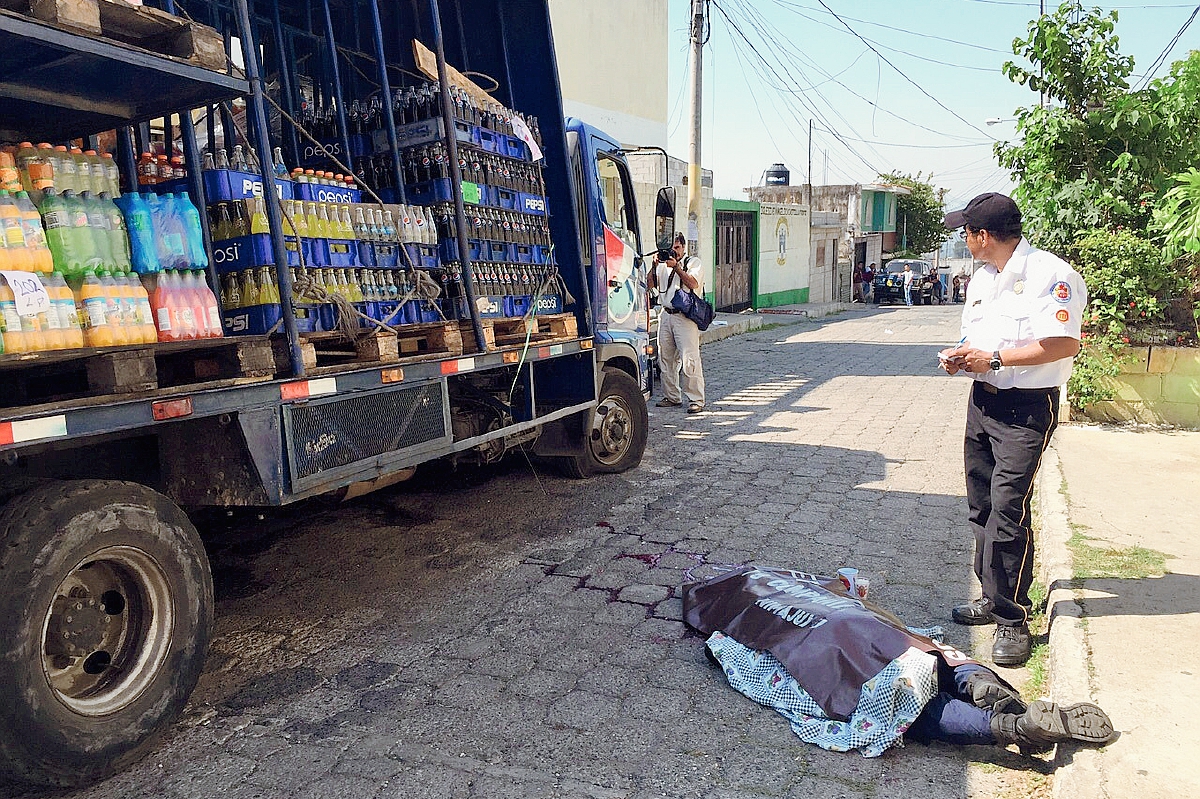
{"left": 700, "top": 301, "right": 850, "bottom": 345}
{"left": 1035, "top": 424, "right": 1200, "bottom": 798}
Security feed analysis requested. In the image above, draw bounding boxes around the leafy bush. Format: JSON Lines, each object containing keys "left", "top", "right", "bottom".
{"left": 1067, "top": 330, "right": 1128, "bottom": 411}
{"left": 1069, "top": 228, "right": 1184, "bottom": 336}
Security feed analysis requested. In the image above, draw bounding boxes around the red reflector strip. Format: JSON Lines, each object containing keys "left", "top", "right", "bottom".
{"left": 537, "top": 347, "right": 550, "bottom": 359}
{"left": 280, "top": 377, "right": 337, "bottom": 401}
{"left": 0, "top": 415, "right": 68, "bottom": 445}
{"left": 152, "top": 397, "right": 193, "bottom": 420}
{"left": 381, "top": 368, "right": 404, "bottom": 383}
{"left": 440, "top": 357, "right": 475, "bottom": 375}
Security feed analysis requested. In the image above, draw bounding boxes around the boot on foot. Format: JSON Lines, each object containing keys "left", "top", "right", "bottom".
{"left": 990, "top": 699, "right": 1114, "bottom": 753}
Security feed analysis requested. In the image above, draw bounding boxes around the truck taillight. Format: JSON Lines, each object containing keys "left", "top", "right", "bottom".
{"left": 152, "top": 398, "right": 193, "bottom": 420}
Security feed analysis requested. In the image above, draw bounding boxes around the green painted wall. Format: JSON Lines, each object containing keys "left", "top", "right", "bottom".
{"left": 756, "top": 287, "right": 810, "bottom": 308}
{"left": 713, "top": 199, "right": 760, "bottom": 309}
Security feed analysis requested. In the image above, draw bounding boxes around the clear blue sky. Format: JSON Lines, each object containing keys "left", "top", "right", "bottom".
{"left": 665, "top": 0, "right": 1199, "bottom": 210}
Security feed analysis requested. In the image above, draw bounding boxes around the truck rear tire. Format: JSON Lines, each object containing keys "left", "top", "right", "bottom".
{"left": 0, "top": 480, "right": 213, "bottom": 787}
{"left": 567, "top": 367, "right": 648, "bottom": 477}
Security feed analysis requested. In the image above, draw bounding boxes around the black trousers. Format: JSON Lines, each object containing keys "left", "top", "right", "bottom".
{"left": 964, "top": 382, "right": 1059, "bottom": 626}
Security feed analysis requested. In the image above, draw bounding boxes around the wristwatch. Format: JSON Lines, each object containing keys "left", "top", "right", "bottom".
{"left": 989, "top": 350, "right": 1003, "bottom": 371}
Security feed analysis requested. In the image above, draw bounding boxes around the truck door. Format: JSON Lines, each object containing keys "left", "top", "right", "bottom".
{"left": 593, "top": 151, "right": 646, "bottom": 333}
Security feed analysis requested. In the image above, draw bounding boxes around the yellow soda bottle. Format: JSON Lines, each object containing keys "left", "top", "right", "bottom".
{"left": 127, "top": 272, "right": 156, "bottom": 343}
{"left": 257, "top": 267, "right": 280, "bottom": 305}
{"left": 239, "top": 268, "right": 261, "bottom": 308}
{"left": 97, "top": 270, "right": 129, "bottom": 345}
{"left": 48, "top": 272, "right": 84, "bottom": 349}
{"left": 0, "top": 190, "right": 35, "bottom": 272}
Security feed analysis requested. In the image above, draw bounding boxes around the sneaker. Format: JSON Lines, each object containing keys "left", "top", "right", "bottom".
{"left": 951, "top": 597, "right": 995, "bottom": 626}
{"left": 687, "top": 402, "right": 704, "bottom": 414}
{"left": 655, "top": 398, "right": 682, "bottom": 407}
{"left": 992, "top": 623, "right": 1032, "bottom": 666}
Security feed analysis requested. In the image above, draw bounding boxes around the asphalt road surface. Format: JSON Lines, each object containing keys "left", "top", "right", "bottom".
{"left": 8, "top": 304, "right": 1050, "bottom": 799}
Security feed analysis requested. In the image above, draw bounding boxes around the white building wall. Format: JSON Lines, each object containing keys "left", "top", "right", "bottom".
{"left": 548, "top": 0, "right": 668, "bottom": 149}
{"left": 756, "top": 202, "right": 810, "bottom": 298}
{"left": 628, "top": 152, "right": 714, "bottom": 299}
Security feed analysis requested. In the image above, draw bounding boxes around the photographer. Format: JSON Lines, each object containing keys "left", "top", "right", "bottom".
{"left": 649, "top": 232, "right": 706, "bottom": 414}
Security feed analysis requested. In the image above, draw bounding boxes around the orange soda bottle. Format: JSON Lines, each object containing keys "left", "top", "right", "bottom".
{"left": 0, "top": 190, "right": 35, "bottom": 272}
{"left": 75, "top": 269, "right": 114, "bottom": 347}
{"left": 48, "top": 272, "right": 84, "bottom": 349}
{"left": 0, "top": 275, "right": 25, "bottom": 352}
{"left": 127, "top": 272, "right": 156, "bottom": 344}
{"left": 97, "top": 270, "right": 130, "bottom": 345}
{"left": 14, "top": 191, "right": 53, "bottom": 273}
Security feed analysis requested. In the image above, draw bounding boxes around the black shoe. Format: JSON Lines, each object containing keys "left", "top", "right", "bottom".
{"left": 990, "top": 700, "right": 1114, "bottom": 752}
{"left": 965, "top": 670, "right": 1027, "bottom": 715}
{"left": 992, "top": 624, "right": 1032, "bottom": 666}
{"left": 952, "top": 597, "right": 995, "bottom": 625}
{"left": 686, "top": 402, "right": 705, "bottom": 414}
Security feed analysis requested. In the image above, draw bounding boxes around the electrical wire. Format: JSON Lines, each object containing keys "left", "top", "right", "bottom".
{"left": 770, "top": 0, "right": 1010, "bottom": 54}
{"left": 1135, "top": 4, "right": 1200, "bottom": 90}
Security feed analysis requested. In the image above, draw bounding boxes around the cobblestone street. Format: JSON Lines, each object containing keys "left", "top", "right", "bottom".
{"left": 9, "top": 304, "right": 1049, "bottom": 799}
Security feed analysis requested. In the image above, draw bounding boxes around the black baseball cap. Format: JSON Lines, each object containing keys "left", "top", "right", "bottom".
{"left": 943, "top": 192, "right": 1022, "bottom": 231}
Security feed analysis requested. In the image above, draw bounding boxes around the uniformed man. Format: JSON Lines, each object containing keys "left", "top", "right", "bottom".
{"left": 938, "top": 193, "right": 1087, "bottom": 666}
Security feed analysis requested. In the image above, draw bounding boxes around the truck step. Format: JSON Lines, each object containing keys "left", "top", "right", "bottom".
{"left": 0, "top": 337, "right": 276, "bottom": 410}
{"left": 0, "top": 0, "right": 227, "bottom": 70}
{"left": 466, "top": 313, "right": 579, "bottom": 350}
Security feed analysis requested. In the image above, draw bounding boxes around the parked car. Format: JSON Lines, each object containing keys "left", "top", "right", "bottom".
{"left": 874, "top": 259, "right": 942, "bottom": 305}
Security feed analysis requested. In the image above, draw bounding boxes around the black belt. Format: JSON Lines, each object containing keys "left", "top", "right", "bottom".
{"left": 664, "top": 308, "right": 681, "bottom": 314}
{"left": 975, "top": 382, "right": 1057, "bottom": 397}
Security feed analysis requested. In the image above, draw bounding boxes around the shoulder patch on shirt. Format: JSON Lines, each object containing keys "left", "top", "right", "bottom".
{"left": 1052, "top": 281, "right": 1072, "bottom": 304}
{"left": 1055, "top": 309, "right": 1070, "bottom": 323}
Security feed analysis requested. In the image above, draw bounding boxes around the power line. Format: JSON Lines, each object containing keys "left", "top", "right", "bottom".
{"left": 770, "top": 0, "right": 1010, "bottom": 54}
{"left": 1135, "top": 4, "right": 1200, "bottom": 89}
{"left": 812, "top": 0, "right": 995, "bottom": 138}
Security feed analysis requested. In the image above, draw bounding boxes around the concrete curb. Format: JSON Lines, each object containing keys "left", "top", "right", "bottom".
{"left": 1035, "top": 445, "right": 1109, "bottom": 798}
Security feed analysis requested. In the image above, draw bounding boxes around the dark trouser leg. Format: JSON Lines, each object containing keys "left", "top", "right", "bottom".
{"left": 964, "top": 390, "right": 995, "bottom": 588}
{"left": 908, "top": 694, "right": 995, "bottom": 745}
{"left": 969, "top": 385, "right": 1059, "bottom": 626}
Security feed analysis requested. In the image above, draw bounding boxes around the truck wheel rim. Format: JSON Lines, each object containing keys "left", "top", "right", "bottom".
{"left": 41, "top": 545, "right": 174, "bottom": 717}
{"left": 591, "top": 394, "right": 632, "bottom": 465}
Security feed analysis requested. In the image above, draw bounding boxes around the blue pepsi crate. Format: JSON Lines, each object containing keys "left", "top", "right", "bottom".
{"left": 357, "top": 240, "right": 377, "bottom": 268}
{"left": 199, "top": 169, "right": 295, "bottom": 202}
{"left": 292, "top": 183, "right": 362, "bottom": 204}
{"left": 474, "top": 295, "right": 507, "bottom": 318}
{"left": 317, "top": 303, "right": 337, "bottom": 331}
{"left": 415, "top": 299, "right": 443, "bottom": 323}
{"left": 533, "top": 293, "right": 564, "bottom": 315}
{"left": 326, "top": 239, "right": 358, "bottom": 267}
{"left": 493, "top": 187, "right": 517, "bottom": 210}
{"left": 514, "top": 244, "right": 533, "bottom": 264}
{"left": 439, "top": 238, "right": 483, "bottom": 264}
{"left": 441, "top": 296, "right": 469, "bottom": 320}
{"left": 222, "top": 303, "right": 282, "bottom": 336}
{"left": 518, "top": 192, "right": 547, "bottom": 216}
{"left": 292, "top": 302, "right": 320, "bottom": 333}
{"left": 405, "top": 178, "right": 454, "bottom": 205}
{"left": 373, "top": 242, "right": 399, "bottom": 268}
{"left": 532, "top": 244, "right": 551, "bottom": 265}
{"left": 487, "top": 241, "right": 514, "bottom": 263}
{"left": 506, "top": 295, "right": 531, "bottom": 317}
{"left": 503, "top": 134, "right": 529, "bottom": 161}
{"left": 403, "top": 243, "right": 439, "bottom": 269}
{"left": 211, "top": 234, "right": 302, "bottom": 273}
{"left": 477, "top": 128, "right": 503, "bottom": 154}
{"left": 388, "top": 117, "right": 475, "bottom": 150}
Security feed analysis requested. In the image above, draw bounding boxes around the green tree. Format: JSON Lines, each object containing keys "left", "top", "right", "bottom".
{"left": 995, "top": 1, "right": 1200, "bottom": 251}
{"left": 876, "top": 171, "right": 949, "bottom": 257}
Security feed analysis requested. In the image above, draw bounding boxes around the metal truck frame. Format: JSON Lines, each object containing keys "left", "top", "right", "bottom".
{"left": 0, "top": 0, "right": 669, "bottom": 786}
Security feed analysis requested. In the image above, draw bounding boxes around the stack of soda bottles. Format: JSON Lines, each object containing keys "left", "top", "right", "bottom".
{"left": 0, "top": 139, "right": 225, "bottom": 356}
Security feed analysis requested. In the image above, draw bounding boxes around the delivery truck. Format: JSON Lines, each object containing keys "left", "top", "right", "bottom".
{"left": 0, "top": 0, "right": 669, "bottom": 785}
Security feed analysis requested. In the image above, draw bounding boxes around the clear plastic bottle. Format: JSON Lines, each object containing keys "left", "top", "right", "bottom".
{"left": 75, "top": 269, "right": 113, "bottom": 347}
{"left": 97, "top": 270, "right": 130, "bottom": 345}
{"left": 128, "top": 272, "right": 156, "bottom": 344}
{"left": 0, "top": 275, "right": 26, "bottom": 353}
{"left": 14, "top": 190, "right": 53, "bottom": 273}
{"left": 0, "top": 190, "right": 35, "bottom": 272}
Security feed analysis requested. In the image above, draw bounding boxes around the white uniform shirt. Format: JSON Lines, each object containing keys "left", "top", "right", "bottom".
{"left": 960, "top": 238, "right": 1088, "bottom": 389}
{"left": 655, "top": 255, "right": 705, "bottom": 310}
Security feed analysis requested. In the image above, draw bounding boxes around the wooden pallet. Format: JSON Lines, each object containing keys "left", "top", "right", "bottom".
{"left": 0, "top": 335, "right": 274, "bottom": 410}
{"left": 294, "top": 329, "right": 402, "bottom": 369}
{"left": 1, "top": 0, "right": 226, "bottom": 70}
{"left": 466, "top": 313, "right": 578, "bottom": 350}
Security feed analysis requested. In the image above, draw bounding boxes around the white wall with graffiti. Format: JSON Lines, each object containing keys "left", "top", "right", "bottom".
{"left": 755, "top": 202, "right": 811, "bottom": 306}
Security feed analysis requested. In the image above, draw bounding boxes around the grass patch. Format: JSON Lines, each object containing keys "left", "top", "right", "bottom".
{"left": 1024, "top": 643, "right": 1050, "bottom": 699}
{"left": 1067, "top": 532, "right": 1170, "bottom": 580}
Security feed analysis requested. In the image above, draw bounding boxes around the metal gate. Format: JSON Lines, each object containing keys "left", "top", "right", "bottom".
{"left": 715, "top": 211, "right": 754, "bottom": 312}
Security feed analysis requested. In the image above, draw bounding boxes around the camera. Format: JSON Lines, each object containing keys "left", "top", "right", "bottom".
{"left": 656, "top": 249, "right": 674, "bottom": 262}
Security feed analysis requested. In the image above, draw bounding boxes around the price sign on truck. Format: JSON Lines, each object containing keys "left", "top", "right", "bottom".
{"left": 0, "top": 271, "right": 50, "bottom": 317}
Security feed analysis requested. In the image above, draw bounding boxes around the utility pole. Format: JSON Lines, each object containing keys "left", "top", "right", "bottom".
{"left": 686, "top": 0, "right": 705, "bottom": 255}
{"left": 806, "top": 118, "right": 812, "bottom": 206}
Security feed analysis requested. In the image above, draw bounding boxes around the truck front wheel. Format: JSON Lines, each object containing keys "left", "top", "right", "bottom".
{"left": 568, "top": 367, "right": 648, "bottom": 477}
{"left": 0, "top": 480, "right": 213, "bottom": 787}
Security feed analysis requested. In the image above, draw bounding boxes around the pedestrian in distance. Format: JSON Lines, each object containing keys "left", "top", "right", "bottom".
{"left": 649, "top": 232, "right": 706, "bottom": 414}
{"left": 938, "top": 192, "right": 1088, "bottom": 666}
{"left": 903, "top": 262, "right": 915, "bottom": 306}
{"left": 852, "top": 263, "right": 865, "bottom": 302}
{"left": 862, "top": 261, "right": 875, "bottom": 303}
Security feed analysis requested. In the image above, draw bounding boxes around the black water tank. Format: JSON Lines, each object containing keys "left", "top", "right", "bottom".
{"left": 765, "top": 163, "right": 790, "bottom": 186}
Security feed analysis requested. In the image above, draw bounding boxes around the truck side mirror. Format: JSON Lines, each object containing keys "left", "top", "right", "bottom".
{"left": 654, "top": 187, "right": 676, "bottom": 252}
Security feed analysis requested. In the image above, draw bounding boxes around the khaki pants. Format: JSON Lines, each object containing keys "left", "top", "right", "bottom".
{"left": 658, "top": 310, "right": 704, "bottom": 404}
